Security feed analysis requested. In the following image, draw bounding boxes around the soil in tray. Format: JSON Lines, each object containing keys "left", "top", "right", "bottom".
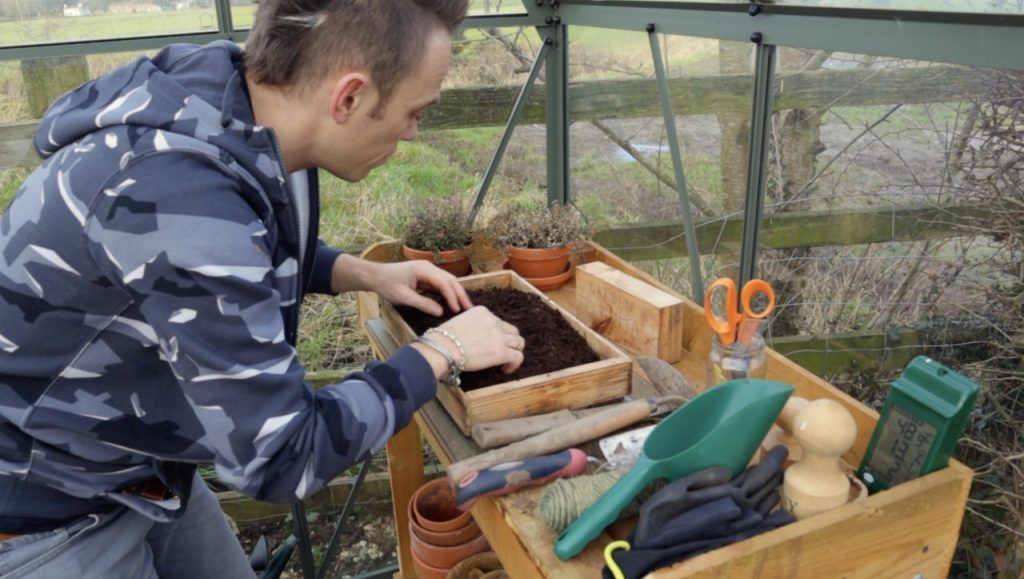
{"left": 395, "top": 287, "right": 599, "bottom": 391}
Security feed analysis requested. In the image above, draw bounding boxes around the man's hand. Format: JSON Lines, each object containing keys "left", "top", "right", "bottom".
{"left": 331, "top": 254, "right": 470, "bottom": 316}
{"left": 413, "top": 306, "right": 525, "bottom": 379}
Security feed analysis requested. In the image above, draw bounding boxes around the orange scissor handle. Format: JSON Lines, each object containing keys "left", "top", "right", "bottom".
{"left": 704, "top": 278, "right": 742, "bottom": 346}
{"left": 740, "top": 279, "right": 775, "bottom": 320}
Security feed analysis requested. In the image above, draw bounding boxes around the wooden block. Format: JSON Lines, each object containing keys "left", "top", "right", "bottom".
{"left": 575, "top": 261, "right": 685, "bottom": 363}
{"left": 379, "top": 270, "right": 632, "bottom": 436}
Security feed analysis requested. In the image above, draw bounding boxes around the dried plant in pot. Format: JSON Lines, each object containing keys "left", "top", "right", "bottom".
{"left": 399, "top": 195, "right": 475, "bottom": 276}
{"left": 483, "top": 201, "right": 590, "bottom": 290}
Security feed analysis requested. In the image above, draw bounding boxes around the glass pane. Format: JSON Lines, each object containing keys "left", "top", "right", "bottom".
{"left": 568, "top": 28, "right": 756, "bottom": 300}
{"left": 0, "top": 1, "right": 219, "bottom": 47}
{"left": 775, "top": 0, "right": 1024, "bottom": 15}
{"left": 231, "top": 0, "right": 258, "bottom": 30}
{"left": 468, "top": 0, "right": 529, "bottom": 15}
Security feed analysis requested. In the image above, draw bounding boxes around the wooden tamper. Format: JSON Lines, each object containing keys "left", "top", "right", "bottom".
{"left": 761, "top": 395, "right": 810, "bottom": 467}
{"left": 782, "top": 398, "right": 857, "bottom": 520}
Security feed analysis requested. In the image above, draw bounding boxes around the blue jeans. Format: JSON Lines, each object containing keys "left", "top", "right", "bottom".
{"left": 0, "top": 473, "right": 255, "bottom": 578}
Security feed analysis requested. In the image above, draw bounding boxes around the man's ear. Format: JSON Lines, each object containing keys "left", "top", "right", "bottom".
{"left": 329, "top": 72, "right": 370, "bottom": 124}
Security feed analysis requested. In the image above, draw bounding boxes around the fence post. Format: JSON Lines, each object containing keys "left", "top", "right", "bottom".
{"left": 20, "top": 55, "right": 89, "bottom": 119}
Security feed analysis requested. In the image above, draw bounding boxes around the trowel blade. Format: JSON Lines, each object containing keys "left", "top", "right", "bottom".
{"left": 599, "top": 424, "right": 656, "bottom": 469}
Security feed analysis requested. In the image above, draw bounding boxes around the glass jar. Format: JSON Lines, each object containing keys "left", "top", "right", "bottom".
{"left": 706, "top": 334, "right": 767, "bottom": 387}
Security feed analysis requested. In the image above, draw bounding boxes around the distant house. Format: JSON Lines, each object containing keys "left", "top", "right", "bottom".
{"left": 63, "top": 4, "right": 90, "bottom": 16}
{"left": 108, "top": 2, "right": 162, "bottom": 14}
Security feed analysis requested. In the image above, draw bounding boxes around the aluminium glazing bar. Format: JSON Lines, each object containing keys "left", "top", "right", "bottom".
{"left": 545, "top": 21, "right": 571, "bottom": 205}
{"left": 468, "top": 37, "right": 553, "bottom": 225}
{"left": 557, "top": 1, "right": 1024, "bottom": 72}
{"left": 647, "top": 25, "right": 704, "bottom": 299}
{"left": 214, "top": 0, "right": 236, "bottom": 38}
{"left": 0, "top": 13, "right": 541, "bottom": 62}
{"left": 738, "top": 39, "right": 776, "bottom": 288}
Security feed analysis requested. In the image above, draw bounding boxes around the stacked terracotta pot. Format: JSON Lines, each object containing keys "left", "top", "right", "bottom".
{"left": 408, "top": 477, "right": 489, "bottom": 579}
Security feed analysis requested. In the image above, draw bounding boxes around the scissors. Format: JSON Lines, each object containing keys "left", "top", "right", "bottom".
{"left": 703, "top": 278, "right": 775, "bottom": 346}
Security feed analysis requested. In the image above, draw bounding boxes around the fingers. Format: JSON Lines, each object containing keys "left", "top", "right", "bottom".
{"left": 438, "top": 307, "right": 525, "bottom": 374}
{"left": 405, "top": 292, "right": 444, "bottom": 317}
{"left": 414, "top": 263, "right": 472, "bottom": 314}
{"left": 501, "top": 349, "right": 525, "bottom": 374}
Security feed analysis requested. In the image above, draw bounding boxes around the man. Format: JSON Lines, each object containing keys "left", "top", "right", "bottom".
{"left": 0, "top": 0, "right": 524, "bottom": 576}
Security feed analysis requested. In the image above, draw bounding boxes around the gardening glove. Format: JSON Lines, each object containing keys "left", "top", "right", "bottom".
{"left": 603, "top": 509, "right": 795, "bottom": 579}
{"left": 630, "top": 466, "right": 733, "bottom": 547}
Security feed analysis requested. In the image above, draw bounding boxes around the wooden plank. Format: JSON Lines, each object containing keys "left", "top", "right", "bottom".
{"left": 574, "top": 261, "right": 685, "bottom": 362}
{"left": 649, "top": 463, "right": 973, "bottom": 578}
{"left": 418, "top": 65, "right": 982, "bottom": 130}
{"left": 594, "top": 204, "right": 988, "bottom": 261}
{"left": 769, "top": 328, "right": 927, "bottom": 376}
{"left": 0, "top": 121, "right": 40, "bottom": 171}
{"left": 217, "top": 472, "right": 394, "bottom": 523}
{"left": 386, "top": 421, "right": 426, "bottom": 579}
{"left": 0, "top": 66, "right": 985, "bottom": 170}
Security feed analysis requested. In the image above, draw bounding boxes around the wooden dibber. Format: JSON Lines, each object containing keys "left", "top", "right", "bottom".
{"left": 448, "top": 397, "right": 657, "bottom": 485}
{"left": 782, "top": 398, "right": 858, "bottom": 520}
{"left": 574, "top": 261, "right": 685, "bottom": 363}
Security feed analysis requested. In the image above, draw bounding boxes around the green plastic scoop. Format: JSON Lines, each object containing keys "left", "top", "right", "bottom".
{"left": 554, "top": 378, "right": 794, "bottom": 560}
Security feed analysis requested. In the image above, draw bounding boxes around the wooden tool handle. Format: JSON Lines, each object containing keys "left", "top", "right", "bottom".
{"left": 471, "top": 409, "right": 577, "bottom": 450}
{"left": 448, "top": 398, "right": 654, "bottom": 484}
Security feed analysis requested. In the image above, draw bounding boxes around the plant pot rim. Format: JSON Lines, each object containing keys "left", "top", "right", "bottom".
{"left": 506, "top": 244, "right": 571, "bottom": 260}
{"left": 411, "top": 477, "right": 473, "bottom": 533}
{"left": 502, "top": 261, "right": 575, "bottom": 291}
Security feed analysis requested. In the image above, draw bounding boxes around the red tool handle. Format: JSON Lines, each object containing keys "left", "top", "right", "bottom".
{"left": 455, "top": 449, "right": 588, "bottom": 510}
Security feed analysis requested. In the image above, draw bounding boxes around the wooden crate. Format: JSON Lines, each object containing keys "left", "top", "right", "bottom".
{"left": 378, "top": 270, "right": 632, "bottom": 436}
{"left": 575, "top": 261, "right": 686, "bottom": 362}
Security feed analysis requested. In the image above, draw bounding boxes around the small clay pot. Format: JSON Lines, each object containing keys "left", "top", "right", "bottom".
{"left": 411, "top": 477, "right": 473, "bottom": 533}
{"left": 401, "top": 244, "right": 473, "bottom": 277}
{"left": 410, "top": 546, "right": 450, "bottom": 579}
{"left": 411, "top": 515, "right": 481, "bottom": 546}
{"left": 409, "top": 522, "right": 489, "bottom": 569}
{"left": 502, "top": 261, "right": 575, "bottom": 292}
{"left": 506, "top": 245, "right": 570, "bottom": 279}
{"left": 407, "top": 491, "right": 481, "bottom": 546}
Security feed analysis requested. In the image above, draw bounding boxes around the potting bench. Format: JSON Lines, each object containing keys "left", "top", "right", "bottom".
{"left": 357, "top": 240, "right": 973, "bottom": 579}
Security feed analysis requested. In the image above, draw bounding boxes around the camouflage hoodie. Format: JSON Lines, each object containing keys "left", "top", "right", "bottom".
{"left": 0, "top": 41, "right": 436, "bottom": 532}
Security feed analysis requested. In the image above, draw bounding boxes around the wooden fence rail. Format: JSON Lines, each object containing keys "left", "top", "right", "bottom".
{"left": 0, "top": 64, "right": 982, "bottom": 171}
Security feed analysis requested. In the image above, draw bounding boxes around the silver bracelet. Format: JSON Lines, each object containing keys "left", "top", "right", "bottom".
{"left": 415, "top": 335, "right": 460, "bottom": 386}
{"left": 425, "top": 328, "right": 467, "bottom": 373}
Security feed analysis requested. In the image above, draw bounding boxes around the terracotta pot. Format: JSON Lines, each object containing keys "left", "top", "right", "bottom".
{"left": 502, "top": 261, "right": 575, "bottom": 292}
{"left": 401, "top": 244, "right": 473, "bottom": 277}
{"left": 411, "top": 477, "right": 473, "bottom": 533}
{"left": 407, "top": 490, "right": 481, "bottom": 546}
{"left": 506, "top": 245, "right": 570, "bottom": 279}
{"left": 409, "top": 522, "right": 489, "bottom": 569}
{"left": 410, "top": 546, "right": 451, "bottom": 579}
{"left": 411, "top": 514, "right": 482, "bottom": 546}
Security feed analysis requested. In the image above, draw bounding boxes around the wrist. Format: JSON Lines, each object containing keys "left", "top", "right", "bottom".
{"left": 410, "top": 342, "right": 452, "bottom": 382}
{"left": 331, "top": 254, "right": 376, "bottom": 293}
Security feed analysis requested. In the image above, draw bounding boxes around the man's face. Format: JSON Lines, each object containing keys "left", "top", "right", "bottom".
{"left": 327, "top": 29, "right": 451, "bottom": 181}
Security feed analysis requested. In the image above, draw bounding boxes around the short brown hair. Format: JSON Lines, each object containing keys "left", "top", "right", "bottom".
{"left": 244, "top": 0, "right": 468, "bottom": 116}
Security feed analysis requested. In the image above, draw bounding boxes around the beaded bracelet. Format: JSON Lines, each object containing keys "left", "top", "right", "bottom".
{"left": 425, "top": 328, "right": 468, "bottom": 374}
{"left": 414, "top": 335, "right": 460, "bottom": 386}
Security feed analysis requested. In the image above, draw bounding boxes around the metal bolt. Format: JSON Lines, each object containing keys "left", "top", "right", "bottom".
{"left": 544, "top": 37, "right": 554, "bottom": 46}
{"left": 748, "top": 4, "right": 761, "bottom": 16}
{"left": 545, "top": 16, "right": 554, "bottom": 24}
{"left": 645, "top": 23, "right": 655, "bottom": 33}
{"left": 750, "top": 31, "right": 763, "bottom": 43}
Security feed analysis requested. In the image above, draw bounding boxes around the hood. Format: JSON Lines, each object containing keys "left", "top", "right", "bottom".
{"left": 34, "top": 41, "right": 287, "bottom": 199}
